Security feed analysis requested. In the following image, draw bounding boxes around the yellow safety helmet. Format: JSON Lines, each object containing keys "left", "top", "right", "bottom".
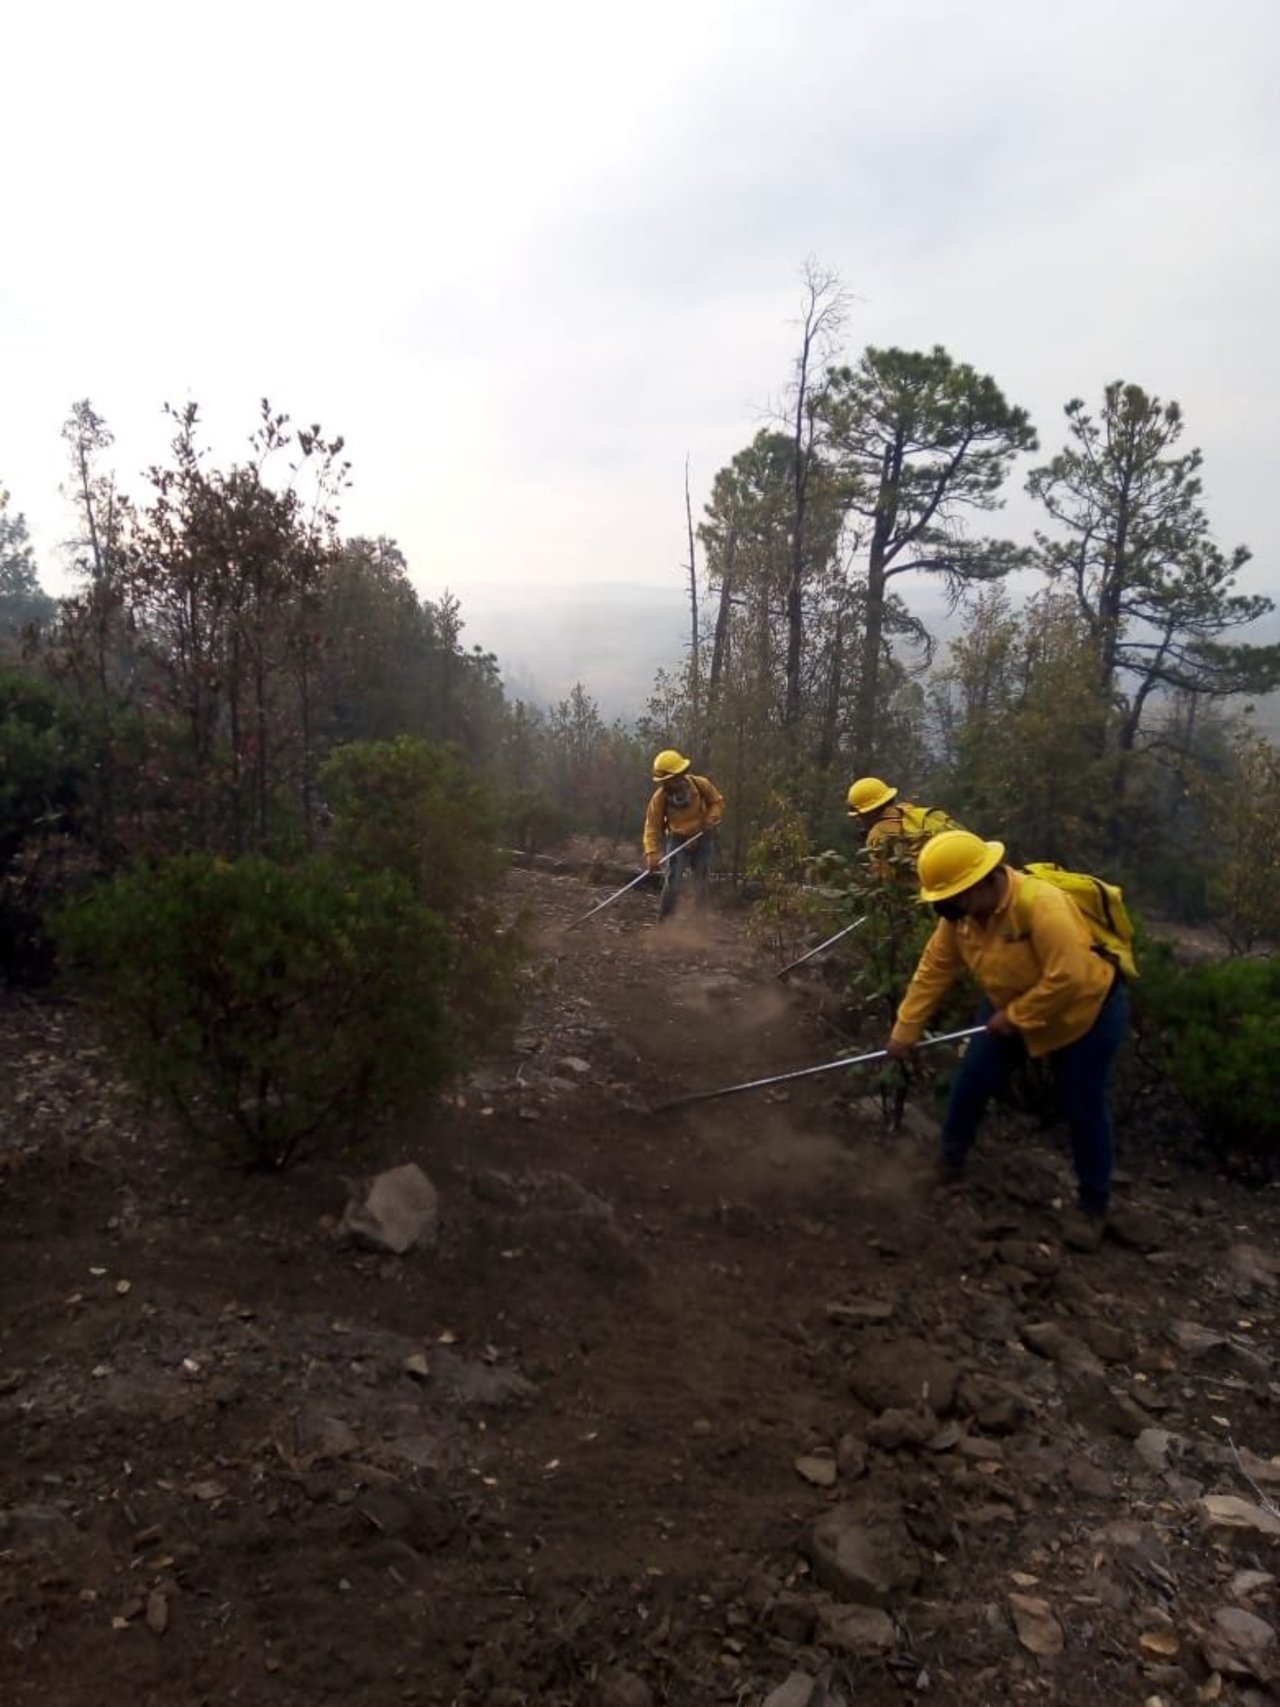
{"left": 652, "top": 749, "right": 692, "bottom": 782}
{"left": 917, "top": 830, "right": 1006, "bottom": 902}
{"left": 847, "top": 776, "right": 898, "bottom": 817}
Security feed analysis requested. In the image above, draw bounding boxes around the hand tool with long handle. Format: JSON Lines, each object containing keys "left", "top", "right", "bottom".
{"left": 651, "top": 1025, "right": 984, "bottom": 1111}
{"left": 775, "top": 915, "right": 867, "bottom": 979}
{"left": 564, "top": 833, "right": 704, "bottom": 931}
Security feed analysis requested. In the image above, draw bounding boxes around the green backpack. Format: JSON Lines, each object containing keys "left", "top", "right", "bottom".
{"left": 1017, "top": 862, "right": 1139, "bottom": 981}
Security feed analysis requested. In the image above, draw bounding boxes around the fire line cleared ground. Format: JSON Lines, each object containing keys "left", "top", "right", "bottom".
{"left": 1, "top": 863, "right": 1278, "bottom": 1707}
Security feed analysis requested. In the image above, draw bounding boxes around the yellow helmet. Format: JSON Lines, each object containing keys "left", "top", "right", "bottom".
{"left": 917, "top": 830, "right": 1006, "bottom": 902}
{"left": 847, "top": 776, "right": 897, "bottom": 816}
{"left": 652, "top": 749, "right": 692, "bottom": 782}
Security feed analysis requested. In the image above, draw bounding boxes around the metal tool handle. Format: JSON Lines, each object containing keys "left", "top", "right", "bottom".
{"left": 652, "top": 1024, "right": 985, "bottom": 1111}
{"left": 564, "top": 832, "right": 705, "bottom": 930}
{"left": 775, "top": 915, "right": 868, "bottom": 978}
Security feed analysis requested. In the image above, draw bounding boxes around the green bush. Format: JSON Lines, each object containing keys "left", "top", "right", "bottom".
{"left": 500, "top": 786, "right": 571, "bottom": 857}
{"left": 57, "top": 854, "right": 455, "bottom": 1167}
{"left": 321, "top": 735, "right": 527, "bottom": 1059}
{"left": 0, "top": 671, "right": 94, "bottom": 982}
{"left": 1134, "top": 942, "right": 1280, "bottom": 1171}
{"left": 321, "top": 735, "right": 504, "bottom": 915}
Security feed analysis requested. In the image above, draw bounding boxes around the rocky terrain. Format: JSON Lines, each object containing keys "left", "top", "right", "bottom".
{"left": 1, "top": 864, "right": 1277, "bottom": 1706}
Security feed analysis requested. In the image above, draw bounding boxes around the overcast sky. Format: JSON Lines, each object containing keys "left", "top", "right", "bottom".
{"left": 3, "top": 0, "right": 1277, "bottom": 648}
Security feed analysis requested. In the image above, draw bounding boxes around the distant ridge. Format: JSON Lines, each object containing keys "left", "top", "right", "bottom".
{"left": 452, "top": 579, "right": 1280, "bottom": 734}
{"left": 459, "top": 581, "right": 687, "bottom": 715}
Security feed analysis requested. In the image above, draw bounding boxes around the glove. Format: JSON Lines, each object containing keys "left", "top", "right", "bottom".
{"left": 646, "top": 853, "right": 661, "bottom": 872}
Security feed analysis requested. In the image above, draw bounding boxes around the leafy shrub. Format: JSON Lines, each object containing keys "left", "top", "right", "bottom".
{"left": 1134, "top": 942, "right": 1280, "bottom": 1172}
{"left": 322, "top": 735, "right": 504, "bottom": 915}
{"left": 500, "top": 786, "right": 571, "bottom": 858}
{"left": 0, "top": 671, "right": 94, "bottom": 982}
{"left": 57, "top": 854, "right": 454, "bottom": 1167}
{"left": 746, "top": 796, "right": 824, "bottom": 956}
{"left": 321, "top": 735, "right": 527, "bottom": 1058}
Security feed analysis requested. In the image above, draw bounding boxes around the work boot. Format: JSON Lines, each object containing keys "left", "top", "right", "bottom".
{"left": 1061, "top": 1206, "right": 1106, "bottom": 1253}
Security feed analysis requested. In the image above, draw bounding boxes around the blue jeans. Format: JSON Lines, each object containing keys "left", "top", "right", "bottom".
{"left": 941, "top": 977, "right": 1129, "bottom": 1214}
{"left": 660, "top": 831, "right": 716, "bottom": 919}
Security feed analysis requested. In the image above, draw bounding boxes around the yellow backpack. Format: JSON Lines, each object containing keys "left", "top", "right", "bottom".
{"left": 1017, "top": 862, "right": 1139, "bottom": 981}
{"left": 898, "top": 803, "right": 965, "bottom": 840}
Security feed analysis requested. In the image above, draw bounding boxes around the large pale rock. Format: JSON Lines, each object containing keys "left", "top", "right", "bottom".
{"left": 804, "top": 1501, "right": 921, "bottom": 1606}
{"left": 1008, "top": 1592, "right": 1064, "bottom": 1656}
{"left": 1202, "top": 1606, "right": 1276, "bottom": 1680}
{"left": 1168, "top": 1319, "right": 1228, "bottom": 1357}
{"left": 341, "top": 1164, "right": 439, "bottom": 1255}
{"left": 1198, "top": 1495, "right": 1280, "bottom": 1541}
{"left": 814, "top": 1600, "right": 897, "bottom": 1656}
{"left": 848, "top": 1338, "right": 958, "bottom": 1415}
{"left": 956, "top": 1371, "right": 1027, "bottom": 1435}
{"left": 1237, "top": 1448, "right": 1280, "bottom": 1488}
{"left": 1020, "top": 1320, "right": 1103, "bottom": 1375}
{"left": 795, "top": 1452, "right": 839, "bottom": 1488}
{"left": 762, "top": 1674, "right": 822, "bottom": 1707}
{"left": 866, "top": 1406, "right": 938, "bottom": 1451}
{"left": 1228, "top": 1244, "right": 1279, "bottom": 1291}
{"left": 1135, "top": 1427, "right": 1178, "bottom": 1473}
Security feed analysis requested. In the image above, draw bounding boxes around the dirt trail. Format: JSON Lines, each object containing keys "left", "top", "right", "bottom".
{"left": 2, "top": 866, "right": 1279, "bottom": 1707}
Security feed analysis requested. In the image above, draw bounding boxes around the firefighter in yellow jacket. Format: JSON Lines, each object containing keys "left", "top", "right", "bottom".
{"left": 643, "top": 750, "right": 725, "bottom": 920}
{"left": 847, "top": 776, "right": 963, "bottom": 881}
{"left": 885, "top": 830, "right": 1129, "bottom": 1249}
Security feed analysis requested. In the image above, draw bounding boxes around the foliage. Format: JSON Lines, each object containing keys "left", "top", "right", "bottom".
{"left": 0, "top": 672, "right": 97, "bottom": 981}
{"left": 312, "top": 536, "right": 437, "bottom": 747}
{"left": 56, "top": 855, "right": 455, "bottom": 1167}
{"left": 819, "top": 343, "right": 1037, "bottom": 768}
{"left": 41, "top": 399, "right": 349, "bottom": 859}
{"left": 545, "top": 685, "right": 646, "bottom": 841}
{"left": 814, "top": 841, "right": 938, "bottom": 1026}
{"left": 321, "top": 735, "right": 527, "bottom": 1056}
{"left": 0, "top": 487, "right": 54, "bottom": 642}
{"left": 499, "top": 787, "right": 571, "bottom": 857}
{"left": 1028, "top": 382, "right": 1278, "bottom": 757}
{"left": 322, "top": 735, "right": 504, "bottom": 913}
{"left": 1201, "top": 727, "right": 1280, "bottom": 951}
{"left": 745, "top": 794, "right": 821, "bottom": 956}
{"left": 930, "top": 586, "right": 1118, "bottom": 866}
{"left": 1134, "top": 941, "right": 1280, "bottom": 1172}
{"left": 0, "top": 672, "right": 90, "bottom": 865}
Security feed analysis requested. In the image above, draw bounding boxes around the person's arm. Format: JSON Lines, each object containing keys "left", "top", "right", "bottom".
{"left": 696, "top": 776, "right": 725, "bottom": 829}
{"left": 1004, "top": 887, "right": 1098, "bottom": 1040}
{"left": 642, "top": 790, "right": 665, "bottom": 865}
{"left": 890, "top": 920, "right": 965, "bottom": 1046}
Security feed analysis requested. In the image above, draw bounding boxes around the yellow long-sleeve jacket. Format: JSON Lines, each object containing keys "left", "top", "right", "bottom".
{"left": 891, "top": 866, "right": 1114, "bottom": 1058}
{"left": 865, "top": 802, "right": 962, "bottom": 881}
{"left": 642, "top": 774, "right": 725, "bottom": 859}
{"left": 866, "top": 802, "right": 924, "bottom": 878}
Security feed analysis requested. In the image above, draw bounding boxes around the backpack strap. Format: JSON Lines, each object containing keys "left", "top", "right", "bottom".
{"left": 1010, "top": 871, "right": 1039, "bottom": 943}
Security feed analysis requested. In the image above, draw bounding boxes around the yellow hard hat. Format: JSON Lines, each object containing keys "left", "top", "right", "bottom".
{"left": 847, "top": 776, "right": 897, "bottom": 816}
{"left": 652, "top": 749, "right": 692, "bottom": 782}
{"left": 917, "top": 830, "right": 1006, "bottom": 902}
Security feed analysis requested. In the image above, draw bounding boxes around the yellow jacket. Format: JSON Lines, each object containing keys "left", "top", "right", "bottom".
{"left": 865, "top": 803, "right": 918, "bottom": 880}
{"left": 891, "top": 866, "right": 1114, "bottom": 1058}
{"left": 642, "top": 774, "right": 724, "bottom": 858}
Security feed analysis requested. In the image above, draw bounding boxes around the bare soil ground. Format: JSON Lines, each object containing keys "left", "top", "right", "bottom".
{"left": 2, "top": 866, "right": 1279, "bottom": 1707}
